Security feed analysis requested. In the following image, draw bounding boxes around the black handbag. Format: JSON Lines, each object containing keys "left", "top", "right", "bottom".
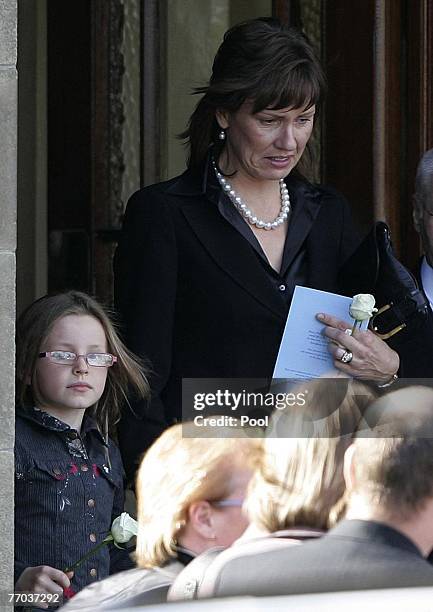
{"left": 338, "top": 221, "right": 429, "bottom": 343}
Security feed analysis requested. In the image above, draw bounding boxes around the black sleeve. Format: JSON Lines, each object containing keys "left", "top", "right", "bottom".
{"left": 114, "top": 188, "right": 178, "bottom": 480}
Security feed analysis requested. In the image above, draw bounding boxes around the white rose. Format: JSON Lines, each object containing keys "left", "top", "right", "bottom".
{"left": 349, "top": 294, "right": 377, "bottom": 321}
{"left": 111, "top": 512, "right": 138, "bottom": 544}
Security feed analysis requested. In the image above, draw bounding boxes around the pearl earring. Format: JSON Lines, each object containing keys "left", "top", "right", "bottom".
{"left": 218, "top": 130, "right": 226, "bottom": 141}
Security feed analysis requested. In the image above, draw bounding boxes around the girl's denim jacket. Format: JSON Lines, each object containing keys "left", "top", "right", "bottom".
{"left": 15, "top": 407, "right": 133, "bottom": 600}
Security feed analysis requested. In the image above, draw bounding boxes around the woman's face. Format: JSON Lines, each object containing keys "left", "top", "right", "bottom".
{"left": 216, "top": 101, "right": 315, "bottom": 183}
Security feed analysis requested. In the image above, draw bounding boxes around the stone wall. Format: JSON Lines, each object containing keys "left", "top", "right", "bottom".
{"left": 0, "top": 0, "right": 17, "bottom": 610}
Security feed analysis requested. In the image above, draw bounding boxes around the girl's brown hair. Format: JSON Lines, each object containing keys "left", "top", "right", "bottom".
{"left": 16, "top": 291, "right": 150, "bottom": 431}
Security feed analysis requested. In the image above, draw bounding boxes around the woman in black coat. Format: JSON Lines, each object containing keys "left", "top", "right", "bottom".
{"left": 114, "top": 18, "right": 399, "bottom": 479}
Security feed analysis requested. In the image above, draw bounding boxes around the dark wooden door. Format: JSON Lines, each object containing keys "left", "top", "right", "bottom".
{"left": 47, "top": 0, "right": 124, "bottom": 305}
{"left": 303, "top": 0, "right": 432, "bottom": 267}
{"left": 47, "top": 0, "right": 93, "bottom": 295}
{"left": 280, "top": 0, "right": 433, "bottom": 267}
{"left": 324, "top": 0, "right": 433, "bottom": 269}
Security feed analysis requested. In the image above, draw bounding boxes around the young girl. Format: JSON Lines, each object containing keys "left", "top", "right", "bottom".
{"left": 14, "top": 291, "right": 149, "bottom": 604}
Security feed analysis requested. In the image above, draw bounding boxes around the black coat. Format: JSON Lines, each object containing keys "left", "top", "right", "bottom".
{"left": 114, "top": 167, "right": 358, "bottom": 478}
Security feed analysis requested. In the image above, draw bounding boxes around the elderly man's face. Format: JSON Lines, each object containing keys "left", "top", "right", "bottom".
{"left": 414, "top": 183, "right": 433, "bottom": 267}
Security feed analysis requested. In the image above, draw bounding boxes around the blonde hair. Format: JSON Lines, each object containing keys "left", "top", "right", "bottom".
{"left": 245, "top": 379, "right": 376, "bottom": 532}
{"left": 135, "top": 422, "right": 262, "bottom": 568}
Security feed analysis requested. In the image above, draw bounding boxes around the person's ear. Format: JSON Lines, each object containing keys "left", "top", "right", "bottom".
{"left": 215, "top": 109, "right": 230, "bottom": 131}
{"left": 187, "top": 501, "right": 216, "bottom": 541}
{"left": 343, "top": 442, "right": 357, "bottom": 493}
{"left": 413, "top": 196, "right": 422, "bottom": 234}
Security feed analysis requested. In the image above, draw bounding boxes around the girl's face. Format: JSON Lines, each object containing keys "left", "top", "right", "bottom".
{"left": 34, "top": 314, "right": 109, "bottom": 423}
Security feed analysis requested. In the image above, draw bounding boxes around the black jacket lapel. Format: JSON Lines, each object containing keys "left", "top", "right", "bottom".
{"left": 280, "top": 178, "right": 323, "bottom": 276}
{"left": 166, "top": 168, "right": 322, "bottom": 321}
{"left": 181, "top": 201, "right": 288, "bottom": 320}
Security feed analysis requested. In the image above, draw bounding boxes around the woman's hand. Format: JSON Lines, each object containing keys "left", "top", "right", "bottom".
{"left": 15, "top": 566, "right": 72, "bottom": 609}
{"left": 317, "top": 312, "right": 400, "bottom": 384}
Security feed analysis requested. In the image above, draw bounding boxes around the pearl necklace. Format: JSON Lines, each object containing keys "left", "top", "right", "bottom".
{"left": 212, "top": 160, "right": 290, "bottom": 230}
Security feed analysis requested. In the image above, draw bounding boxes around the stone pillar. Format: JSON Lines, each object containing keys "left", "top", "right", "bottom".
{"left": 0, "top": 1, "right": 17, "bottom": 610}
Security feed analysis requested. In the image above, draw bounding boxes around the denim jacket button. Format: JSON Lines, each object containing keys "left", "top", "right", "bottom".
{"left": 89, "top": 533, "right": 97, "bottom": 543}
{"left": 87, "top": 498, "right": 95, "bottom": 507}
{"left": 89, "top": 568, "right": 97, "bottom": 577}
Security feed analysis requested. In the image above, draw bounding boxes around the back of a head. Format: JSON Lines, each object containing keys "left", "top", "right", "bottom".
{"left": 360, "top": 385, "right": 433, "bottom": 437}
{"left": 135, "top": 422, "right": 261, "bottom": 568}
{"left": 352, "top": 386, "right": 433, "bottom": 519}
{"left": 246, "top": 379, "right": 376, "bottom": 532}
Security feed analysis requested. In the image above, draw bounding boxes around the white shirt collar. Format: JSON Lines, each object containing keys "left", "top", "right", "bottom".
{"left": 420, "top": 256, "right": 433, "bottom": 310}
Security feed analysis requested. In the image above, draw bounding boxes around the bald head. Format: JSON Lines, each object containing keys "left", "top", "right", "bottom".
{"left": 361, "top": 385, "right": 433, "bottom": 438}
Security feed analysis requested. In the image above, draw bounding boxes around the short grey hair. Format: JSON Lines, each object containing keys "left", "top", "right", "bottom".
{"left": 414, "top": 148, "right": 433, "bottom": 208}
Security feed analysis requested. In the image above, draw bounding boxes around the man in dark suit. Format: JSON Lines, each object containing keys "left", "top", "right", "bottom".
{"left": 197, "top": 386, "right": 433, "bottom": 598}
{"left": 413, "top": 148, "right": 433, "bottom": 308}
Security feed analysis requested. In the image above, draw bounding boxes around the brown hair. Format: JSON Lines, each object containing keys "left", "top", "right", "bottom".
{"left": 352, "top": 437, "right": 433, "bottom": 520}
{"left": 182, "top": 17, "right": 326, "bottom": 171}
{"left": 135, "top": 422, "right": 262, "bottom": 568}
{"left": 16, "top": 291, "right": 150, "bottom": 431}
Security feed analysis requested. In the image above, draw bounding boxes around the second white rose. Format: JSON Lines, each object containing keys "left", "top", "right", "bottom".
{"left": 111, "top": 512, "right": 138, "bottom": 544}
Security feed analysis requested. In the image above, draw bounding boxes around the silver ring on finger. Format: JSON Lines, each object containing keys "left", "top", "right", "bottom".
{"left": 340, "top": 350, "right": 353, "bottom": 364}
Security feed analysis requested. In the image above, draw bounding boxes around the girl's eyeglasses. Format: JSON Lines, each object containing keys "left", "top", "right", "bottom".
{"left": 38, "top": 351, "right": 117, "bottom": 367}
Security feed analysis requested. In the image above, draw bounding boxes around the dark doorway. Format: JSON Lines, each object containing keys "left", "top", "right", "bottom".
{"left": 47, "top": 0, "right": 92, "bottom": 294}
